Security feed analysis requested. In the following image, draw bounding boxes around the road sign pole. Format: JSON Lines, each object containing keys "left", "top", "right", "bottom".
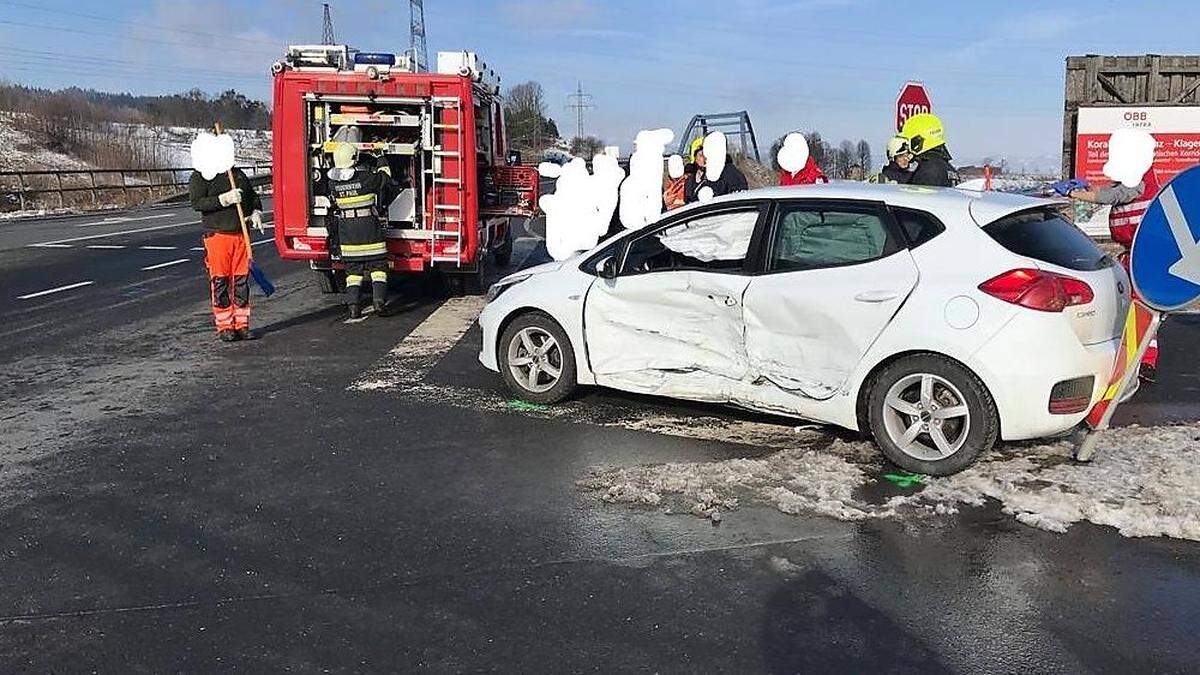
{"left": 1073, "top": 310, "right": 1161, "bottom": 461}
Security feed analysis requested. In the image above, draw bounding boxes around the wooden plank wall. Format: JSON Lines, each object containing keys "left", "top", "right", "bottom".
{"left": 1061, "top": 54, "right": 1200, "bottom": 177}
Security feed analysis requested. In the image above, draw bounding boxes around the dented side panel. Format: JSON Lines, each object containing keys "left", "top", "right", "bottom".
{"left": 584, "top": 271, "right": 752, "bottom": 399}
{"left": 743, "top": 251, "right": 920, "bottom": 406}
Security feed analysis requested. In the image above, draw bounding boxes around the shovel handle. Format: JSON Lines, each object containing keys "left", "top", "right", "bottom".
{"left": 214, "top": 122, "right": 254, "bottom": 261}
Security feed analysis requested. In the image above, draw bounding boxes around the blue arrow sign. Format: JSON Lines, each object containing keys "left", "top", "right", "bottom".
{"left": 1130, "top": 165, "right": 1200, "bottom": 312}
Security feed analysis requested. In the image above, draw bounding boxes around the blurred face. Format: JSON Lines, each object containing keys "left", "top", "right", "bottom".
{"left": 695, "top": 148, "right": 706, "bottom": 168}
{"left": 895, "top": 153, "right": 913, "bottom": 169}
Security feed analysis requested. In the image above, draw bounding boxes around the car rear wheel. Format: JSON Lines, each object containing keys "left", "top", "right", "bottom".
{"left": 498, "top": 313, "right": 577, "bottom": 404}
{"left": 866, "top": 354, "right": 998, "bottom": 476}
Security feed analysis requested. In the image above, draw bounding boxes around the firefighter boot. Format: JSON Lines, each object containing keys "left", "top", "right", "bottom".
{"left": 218, "top": 329, "right": 239, "bottom": 342}
{"left": 372, "top": 280, "right": 387, "bottom": 314}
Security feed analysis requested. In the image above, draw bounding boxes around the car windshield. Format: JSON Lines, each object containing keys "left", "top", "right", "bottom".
{"left": 982, "top": 207, "right": 1110, "bottom": 272}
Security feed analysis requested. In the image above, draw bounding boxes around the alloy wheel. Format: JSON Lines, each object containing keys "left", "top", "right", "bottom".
{"left": 881, "top": 373, "right": 971, "bottom": 461}
{"left": 506, "top": 326, "right": 563, "bottom": 394}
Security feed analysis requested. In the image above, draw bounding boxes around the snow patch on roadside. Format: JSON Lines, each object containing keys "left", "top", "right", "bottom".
{"left": 579, "top": 423, "right": 1200, "bottom": 541}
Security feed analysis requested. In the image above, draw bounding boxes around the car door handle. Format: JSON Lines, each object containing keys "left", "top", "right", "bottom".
{"left": 707, "top": 294, "right": 738, "bottom": 307}
{"left": 854, "top": 290, "right": 899, "bottom": 303}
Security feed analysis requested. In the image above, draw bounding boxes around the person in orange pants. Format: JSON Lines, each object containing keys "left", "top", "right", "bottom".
{"left": 202, "top": 231, "right": 251, "bottom": 338}
{"left": 189, "top": 131, "right": 263, "bottom": 341}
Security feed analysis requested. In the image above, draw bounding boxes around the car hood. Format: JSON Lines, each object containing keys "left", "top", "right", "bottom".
{"left": 496, "top": 259, "right": 565, "bottom": 284}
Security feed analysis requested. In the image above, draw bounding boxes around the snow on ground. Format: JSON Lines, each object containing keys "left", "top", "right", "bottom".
{"left": 0, "top": 112, "right": 92, "bottom": 172}
{"left": 579, "top": 423, "right": 1200, "bottom": 541}
{"left": 118, "top": 124, "right": 271, "bottom": 168}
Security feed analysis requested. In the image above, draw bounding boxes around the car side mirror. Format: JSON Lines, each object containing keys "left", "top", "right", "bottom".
{"left": 597, "top": 256, "right": 619, "bottom": 279}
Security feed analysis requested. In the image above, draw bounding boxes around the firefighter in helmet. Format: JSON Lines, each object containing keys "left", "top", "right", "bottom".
{"left": 900, "top": 113, "right": 960, "bottom": 187}
{"left": 874, "top": 135, "right": 914, "bottom": 184}
{"left": 328, "top": 139, "right": 399, "bottom": 319}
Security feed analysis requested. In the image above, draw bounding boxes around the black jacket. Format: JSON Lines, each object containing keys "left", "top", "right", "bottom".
{"left": 879, "top": 161, "right": 912, "bottom": 184}
{"left": 908, "top": 146, "right": 960, "bottom": 187}
{"left": 329, "top": 156, "right": 399, "bottom": 260}
{"left": 698, "top": 162, "right": 749, "bottom": 200}
{"left": 189, "top": 169, "right": 262, "bottom": 234}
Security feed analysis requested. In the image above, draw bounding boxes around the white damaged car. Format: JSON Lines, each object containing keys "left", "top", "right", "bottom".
{"left": 478, "top": 183, "right": 1131, "bottom": 475}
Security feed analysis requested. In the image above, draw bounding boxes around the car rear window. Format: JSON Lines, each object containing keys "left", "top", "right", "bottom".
{"left": 983, "top": 208, "right": 1110, "bottom": 271}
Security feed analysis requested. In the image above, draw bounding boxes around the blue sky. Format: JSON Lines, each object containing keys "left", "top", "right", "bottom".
{"left": 2, "top": 0, "right": 1198, "bottom": 168}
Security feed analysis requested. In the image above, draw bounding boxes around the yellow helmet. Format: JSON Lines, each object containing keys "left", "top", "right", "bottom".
{"left": 689, "top": 136, "right": 705, "bottom": 162}
{"left": 901, "top": 113, "right": 945, "bottom": 155}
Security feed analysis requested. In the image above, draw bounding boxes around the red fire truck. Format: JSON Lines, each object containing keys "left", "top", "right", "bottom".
{"left": 271, "top": 45, "right": 539, "bottom": 294}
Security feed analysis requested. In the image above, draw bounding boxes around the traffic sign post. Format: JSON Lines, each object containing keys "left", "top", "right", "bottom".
{"left": 1074, "top": 164, "right": 1200, "bottom": 461}
{"left": 896, "top": 82, "right": 933, "bottom": 133}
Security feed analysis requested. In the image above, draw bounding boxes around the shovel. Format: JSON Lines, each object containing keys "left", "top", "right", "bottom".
{"left": 214, "top": 122, "right": 275, "bottom": 297}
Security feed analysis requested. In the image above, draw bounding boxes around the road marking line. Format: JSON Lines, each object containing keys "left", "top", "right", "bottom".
{"left": 75, "top": 213, "right": 175, "bottom": 227}
{"left": 138, "top": 245, "right": 177, "bottom": 250}
{"left": 29, "top": 220, "right": 199, "bottom": 246}
{"left": 251, "top": 238, "right": 273, "bottom": 247}
{"left": 17, "top": 280, "right": 94, "bottom": 300}
{"left": 30, "top": 243, "right": 73, "bottom": 248}
{"left": 190, "top": 246, "right": 205, "bottom": 251}
{"left": 86, "top": 245, "right": 126, "bottom": 250}
{"left": 140, "top": 258, "right": 190, "bottom": 271}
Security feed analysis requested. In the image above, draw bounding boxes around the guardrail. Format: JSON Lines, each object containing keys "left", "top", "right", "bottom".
{"left": 0, "top": 164, "right": 272, "bottom": 214}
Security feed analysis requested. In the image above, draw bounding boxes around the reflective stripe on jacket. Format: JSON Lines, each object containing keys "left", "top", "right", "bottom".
{"left": 1108, "top": 169, "right": 1162, "bottom": 249}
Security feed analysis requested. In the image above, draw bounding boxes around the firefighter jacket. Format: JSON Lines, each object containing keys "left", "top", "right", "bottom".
{"left": 908, "top": 146, "right": 960, "bottom": 187}
{"left": 328, "top": 157, "right": 398, "bottom": 261}
{"left": 1108, "top": 169, "right": 1162, "bottom": 249}
{"left": 189, "top": 168, "right": 262, "bottom": 234}
{"left": 878, "top": 161, "right": 913, "bottom": 184}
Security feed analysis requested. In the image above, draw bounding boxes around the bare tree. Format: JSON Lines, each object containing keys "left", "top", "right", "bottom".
{"left": 803, "top": 131, "right": 828, "bottom": 170}
{"left": 835, "top": 140, "right": 855, "bottom": 178}
{"left": 856, "top": 139, "right": 873, "bottom": 173}
{"left": 569, "top": 135, "right": 605, "bottom": 158}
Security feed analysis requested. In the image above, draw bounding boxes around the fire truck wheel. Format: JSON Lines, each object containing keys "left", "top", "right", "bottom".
{"left": 499, "top": 312, "right": 577, "bottom": 404}
{"left": 494, "top": 223, "right": 514, "bottom": 267}
{"left": 314, "top": 269, "right": 345, "bottom": 294}
{"left": 447, "top": 267, "right": 486, "bottom": 297}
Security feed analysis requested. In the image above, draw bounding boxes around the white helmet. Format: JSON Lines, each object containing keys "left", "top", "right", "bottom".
{"left": 886, "top": 135, "right": 910, "bottom": 161}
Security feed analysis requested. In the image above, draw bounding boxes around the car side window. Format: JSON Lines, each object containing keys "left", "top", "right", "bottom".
{"left": 621, "top": 209, "right": 759, "bottom": 275}
{"left": 768, "top": 204, "right": 900, "bottom": 272}
{"left": 891, "top": 207, "right": 946, "bottom": 248}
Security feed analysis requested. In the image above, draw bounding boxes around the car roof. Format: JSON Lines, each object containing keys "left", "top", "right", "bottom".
{"left": 680, "top": 181, "right": 1053, "bottom": 226}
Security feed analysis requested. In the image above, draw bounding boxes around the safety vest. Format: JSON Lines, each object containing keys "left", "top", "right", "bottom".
{"left": 1108, "top": 169, "right": 1161, "bottom": 249}
{"left": 329, "top": 165, "right": 388, "bottom": 260}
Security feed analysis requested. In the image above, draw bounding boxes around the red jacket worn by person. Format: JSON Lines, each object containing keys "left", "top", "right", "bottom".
{"left": 779, "top": 157, "right": 829, "bottom": 186}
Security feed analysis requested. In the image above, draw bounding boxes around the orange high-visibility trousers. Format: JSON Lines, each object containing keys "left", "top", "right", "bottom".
{"left": 202, "top": 231, "right": 250, "bottom": 331}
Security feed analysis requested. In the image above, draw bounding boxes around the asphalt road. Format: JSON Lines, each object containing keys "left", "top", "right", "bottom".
{"left": 1, "top": 205, "right": 1198, "bottom": 671}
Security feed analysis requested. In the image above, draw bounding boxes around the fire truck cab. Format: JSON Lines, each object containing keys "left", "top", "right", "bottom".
{"left": 271, "top": 45, "right": 539, "bottom": 293}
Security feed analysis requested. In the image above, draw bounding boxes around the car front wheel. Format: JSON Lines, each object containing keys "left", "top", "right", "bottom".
{"left": 498, "top": 312, "right": 577, "bottom": 404}
{"left": 866, "top": 354, "right": 999, "bottom": 476}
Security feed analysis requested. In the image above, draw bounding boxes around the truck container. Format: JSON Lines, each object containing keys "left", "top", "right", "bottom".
{"left": 271, "top": 45, "right": 539, "bottom": 294}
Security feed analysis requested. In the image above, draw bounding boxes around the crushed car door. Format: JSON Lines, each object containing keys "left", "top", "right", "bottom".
{"left": 583, "top": 204, "right": 767, "bottom": 403}
{"left": 742, "top": 200, "right": 918, "bottom": 408}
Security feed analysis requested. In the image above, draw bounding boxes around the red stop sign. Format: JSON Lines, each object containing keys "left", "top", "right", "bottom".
{"left": 896, "top": 81, "right": 933, "bottom": 132}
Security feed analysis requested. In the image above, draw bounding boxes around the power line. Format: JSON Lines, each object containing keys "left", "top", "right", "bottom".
{"left": 410, "top": 0, "right": 428, "bottom": 72}
{"left": 322, "top": 3, "right": 336, "bottom": 45}
{"left": 565, "top": 82, "right": 595, "bottom": 140}
{"left": 0, "top": 0, "right": 282, "bottom": 49}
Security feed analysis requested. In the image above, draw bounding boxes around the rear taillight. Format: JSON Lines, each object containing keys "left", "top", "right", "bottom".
{"left": 978, "top": 268, "right": 1094, "bottom": 312}
{"left": 1049, "top": 376, "right": 1095, "bottom": 414}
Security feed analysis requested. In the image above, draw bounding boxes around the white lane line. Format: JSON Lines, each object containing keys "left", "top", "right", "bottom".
{"left": 138, "top": 245, "right": 177, "bottom": 250}
{"left": 251, "top": 238, "right": 273, "bottom": 247}
{"left": 140, "top": 258, "right": 190, "bottom": 271}
{"left": 75, "top": 213, "right": 175, "bottom": 228}
{"left": 17, "top": 280, "right": 94, "bottom": 300}
{"left": 28, "top": 220, "right": 199, "bottom": 246}
{"left": 31, "top": 243, "right": 73, "bottom": 248}
{"left": 86, "top": 245, "right": 126, "bottom": 250}
{"left": 190, "top": 246, "right": 205, "bottom": 251}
